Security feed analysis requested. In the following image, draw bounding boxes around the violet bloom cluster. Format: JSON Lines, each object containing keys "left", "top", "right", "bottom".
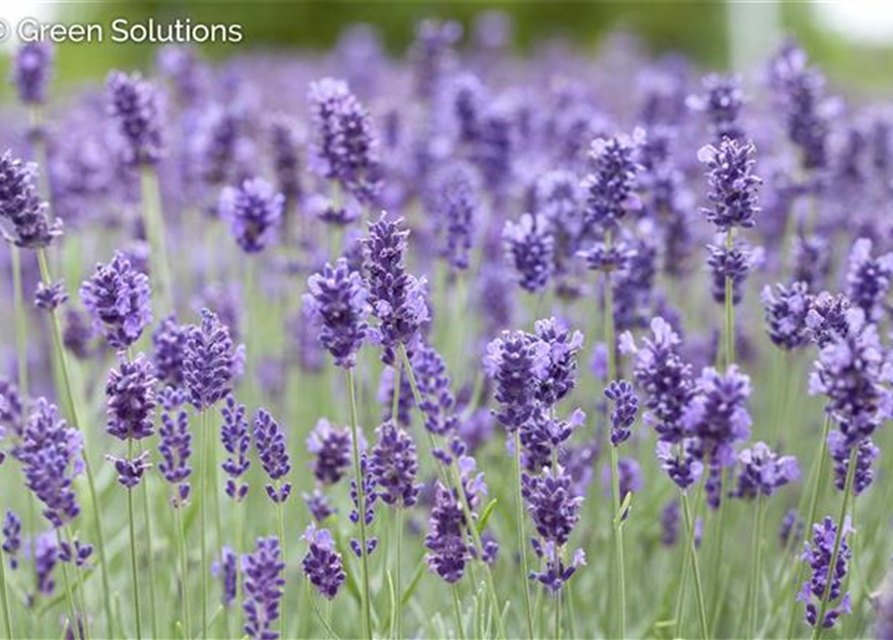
{"left": 0, "top": 151, "right": 61, "bottom": 249}
{"left": 427, "top": 162, "right": 478, "bottom": 271}
{"left": 80, "top": 251, "right": 153, "bottom": 351}
{"left": 183, "top": 308, "right": 236, "bottom": 412}
{"left": 348, "top": 454, "right": 379, "bottom": 558}
{"left": 730, "top": 442, "right": 800, "bottom": 499}
{"left": 307, "top": 77, "right": 381, "bottom": 203}
{"left": 425, "top": 483, "right": 470, "bottom": 583}
{"left": 798, "top": 517, "right": 853, "bottom": 629}
{"left": 698, "top": 137, "right": 761, "bottom": 231}
{"left": 805, "top": 292, "right": 851, "bottom": 348}
{"left": 845, "top": 238, "right": 893, "bottom": 323}
{"left": 12, "top": 41, "right": 54, "bottom": 105}
{"left": 254, "top": 409, "right": 292, "bottom": 503}
{"left": 535, "top": 317, "right": 584, "bottom": 406}
{"left": 302, "top": 524, "right": 346, "bottom": 600}
{"left": 219, "top": 177, "right": 285, "bottom": 254}
{"left": 106, "top": 354, "right": 157, "bottom": 442}
{"left": 34, "top": 281, "right": 68, "bottom": 312}
{"left": 484, "top": 330, "right": 549, "bottom": 433}
{"left": 369, "top": 421, "right": 420, "bottom": 508}
{"left": 412, "top": 343, "right": 460, "bottom": 436}
{"left": 581, "top": 132, "right": 643, "bottom": 234}
{"left": 157, "top": 386, "right": 192, "bottom": 505}
{"left": 761, "top": 281, "right": 811, "bottom": 350}
{"left": 502, "top": 213, "right": 555, "bottom": 293}
{"left": 221, "top": 395, "right": 250, "bottom": 501}
{"left": 304, "top": 259, "right": 370, "bottom": 369}
{"left": 687, "top": 73, "right": 744, "bottom": 142}
{"left": 307, "top": 419, "right": 353, "bottom": 485}
{"left": 242, "top": 536, "right": 286, "bottom": 640}
{"left": 213, "top": 546, "right": 238, "bottom": 609}
{"left": 153, "top": 315, "right": 187, "bottom": 387}
{"left": 605, "top": 380, "right": 639, "bottom": 447}
{"left": 18, "top": 399, "right": 83, "bottom": 528}
{"left": 106, "top": 70, "right": 164, "bottom": 165}
{"left": 363, "top": 214, "right": 429, "bottom": 355}
{"left": 2, "top": 510, "right": 21, "bottom": 569}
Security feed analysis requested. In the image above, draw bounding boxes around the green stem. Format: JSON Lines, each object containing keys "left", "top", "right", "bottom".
{"left": 451, "top": 584, "right": 466, "bottom": 640}
{"left": 54, "top": 528, "right": 79, "bottom": 640}
{"left": 127, "top": 442, "right": 143, "bottom": 640}
{"left": 64, "top": 526, "right": 90, "bottom": 640}
{"left": 346, "top": 367, "right": 374, "bottom": 640}
{"left": 514, "top": 432, "right": 536, "bottom": 640}
{"left": 138, "top": 444, "right": 159, "bottom": 640}
{"left": 174, "top": 504, "right": 193, "bottom": 639}
{"left": 555, "top": 584, "right": 562, "bottom": 640}
{"left": 308, "top": 581, "right": 341, "bottom": 640}
{"left": 393, "top": 507, "right": 403, "bottom": 640}
{"left": 275, "top": 494, "right": 287, "bottom": 640}
{"left": 391, "top": 361, "right": 402, "bottom": 424}
{"left": 811, "top": 446, "right": 859, "bottom": 640}
{"left": 681, "top": 492, "right": 709, "bottom": 640}
{"left": 36, "top": 248, "right": 114, "bottom": 639}
{"left": 139, "top": 165, "right": 174, "bottom": 317}
{"left": 746, "top": 494, "right": 766, "bottom": 639}
{"left": 11, "top": 246, "right": 29, "bottom": 397}
{"left": 0, "top": 532, "right": 14, "bottom": 640}
{"left": 199, "top": 409, "right": 209, "bottom": 640}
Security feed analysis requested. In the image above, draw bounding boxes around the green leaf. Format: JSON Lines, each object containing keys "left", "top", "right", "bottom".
{"left": 614, "top": 491, "right": 633, "bottom": 528}
{"left": 476, "top": 499, "right": 498, "bottom": 536}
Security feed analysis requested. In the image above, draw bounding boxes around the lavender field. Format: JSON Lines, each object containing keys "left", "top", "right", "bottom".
{"left": 1, "top": 13, "right": 893, "bottom": 640}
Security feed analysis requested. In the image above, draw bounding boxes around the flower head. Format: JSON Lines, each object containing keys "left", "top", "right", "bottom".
{"left": 698, "top": 137, "right": 761, "bottom": 231}
{"left": 798, "top": 517, "right": 853, "bottom": 629}
{"left": 731, "top": 442, "right": 800, "bottom": 499}
{"left": 369, "top": 421, "right": 420, "bottom": 508}
{"left": 2, "top": 510, "right": 22, "bottom": 569}
{"left": 34, "top": 281, "right": 68, "bottom": 312}
{"left": 254, "top": 409, "right": 291, "bottom": 503}
{"left": 152, "top": 315, "right": 187, "bottom": 387}
{"left": 243, "top": 537, "right": 285, "bottom": 640}
{"left": 484, "top": 331, "right": 549, "bottom": 432}
{"left": 106, "top": 70, "right": 164, "bottom": 165}
{"left": 425, "top": 483, "right": 471, "bottom": 584}
{"left": 158, "top": 387, "right": 192, "bottom": 505}
{"left": 534, "top": 317, "right": 584, "bottom": 407}
{"left": 219, "top": 178, "right": 284, "bottom": 254}
{"left": 503, "top": 213, "right": 554, "bottom": 293}
{"left": 12, "top": 41, "right": 54, "bottom": 105}
{"left": 605, "top": 380, "right": 639, "bottom": 447}
{"left": 307, "top": 419, "right": 353, "bottom": 486}
{"left": 80, "top": 252, "right": 152, "bottom": 350}
{"left": 183, "top": 308, "right": 235, "bottom": 411}
{"left": 581, "top": 132, "right": 643, "bottom": 233}
{"left": 0, "top": 151, "right": 61, "bottom": 249}
{"left": 221, "top": 395, "right": 250, "bottom": 501}
{"left": 762, "top": 281, "right": 811, "bottom": 350}
{"left": 106, "top": 353, "right": 157, "bottom": 441}
{"left": 302, "top": 524, "right": 346, "bottom": 600}
{"left": 304, "top": 259, "right": 370, "bottom": 369}
{"left": 687, "top": 74, "right": 744, "bottom": 141}
{"left": 845, "top": 238, "right": 893, "bottom": 323}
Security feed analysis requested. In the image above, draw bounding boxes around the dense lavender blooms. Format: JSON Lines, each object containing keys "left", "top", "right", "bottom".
{"left": 106, "top": 354, "right": 157, "bottom": 441}
{"left": 152, "top": 315, "right": 187, "bottom": 387}
{"left": 828, "top": 432, "right": 879, "bottom": 496}
{"left": 484, "top": 330, "right": 549, "bottom": 432}
{"left": 798, "top": 517, "right": 853, "bottom": 629}
{"left": 762, "top": 281, "right": 811, "bottom": 350}
{"left": 606, "top": 380, "right": 639, "bottom": 446}
{"left": 302, "top": 524, "right": 346, "bottom": 600}
{"left": 363, "top": 214, "right": 429, "bottom": 352}
{"left": 12, "top": 42, "right": 54, "bottom": 105}
{"left": 0, "top": 379, "right": 23, "bottom": 434}
{"left": 621, "top": 317, "right": 695, "bottom": 443}
{"left": 18, "top": 400, "right": 83, "bottom": 527}
{"left": 425, "top": 483, "right": 470, "bottom": 583}
{"left": 581, "top": 132, "right": 643, "bottom": 233}
{"left": 213, "top": 546, "right": 238, "bottom": 608}
{"left": 656, "top": 440, "right": 703, "bottom": 491}
{"left": 34, "top": 281, "right": 68, "bottom": 312}
{"left": 158, "top": 387, "right": 192, "bottom": 504}
{"left": 107, "top": 451, "right": 152, "bottom": 489}
{"left": 183, "top": 308, "right": 235, "bottom": 411}
{"left": 687, "top": 74, "right": 744, "bottom": 141}
{"left": 242, "top": 537, "right": 285, "bottom": 640}
{"left": 307, "top": 78, "right": 381, "bottom": 203}
{"left": 307, "top": 419, "right": 353, "bottom": 485}
{"left": 254, "top": 409, "right": 292, "bottom": 503}
{"left": 80, "top": 252, "right": 153, "bottom": 350}
{"left": 707, "top": 240, "right": 753, "bottom": 306}
{"left": 520, "top": 407, "right": 585, "bottom": 472}
{"left": 369, "top": 421, "right": 420, "bottom": 507}
{"left": 411, "top": 343, "right": 459, "bottom": 436}
{"left": 219, "top": 177, "right": 284, "bottom": 254}
{"left": 731, "top": 442, "right": 800, "bottom": 499}
{"left": 698, "top": 137, "right": 761, "bottom": 231}
{"left": 304, "top": 259, "right": 370, "bottom": 369}
{"left": 805, "top": 293, "right": 851, "bottom": 348}
{"left": 534, "top": 317, "right": 584, "bottom": 406}
{"left": 503, "top": 213, "right": 554, "bottom": 293}
{"left": 2, "top": 510, "right": 21, "bottom": 569}
{"left": 106, "top": 71, "right": 164, "bottom": 165}
{"left": 428, "top": 162, "right": 478, "bottom": 270}
{"left": 845, "top": 238, "right": 893, "bottom": 322}
{"left": 0, "top": 151, "right": 61, "bottom": 249}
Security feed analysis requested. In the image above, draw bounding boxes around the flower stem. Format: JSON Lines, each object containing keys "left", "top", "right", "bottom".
{"left": 174, "top": 504, "right": 193, "bottom": 639}
{"left": 198, "top": 409, "right": 209, "bottom": 640}
{"left": 0, "top": 531, "right": 15, "bottom": 640}
{"left": 451, "top": 584, "right": 466, "bottom": 640}
{"left": 275, "top": 492, "right": 287, "bottom": 640}
{"left": 36, "top": 247, "right": 114, "bottom": 639}
{"left": 811, "top": 445, "right": 859, "bottom": 640}
{"left": 127, "top": 441, "right": 143, "bottom": 640}
{"left": 139, "top": 165, "right": 174, "bottom": 316}
{"left": 346, "top": 367, "right": 374, "bottom": 640}
{"left": 514, "top": 431, "right": 536, "bottom": 640}
{"left": 137, "top": 443, "right": 159, "bottom": 640}
{"left": 680, "top": 491, "right": 709, "bottom": 640}
{"left": 54, "top": 528, "right": 79, "bottom": 640}
{"left": 746, "top": 494, "right": 766, "bottom": 639}
{"left": 393, "top": 507, "right": 404, "bottom": 640}
{"left": 11, "top": 246, "right": 29, "bottom": 396}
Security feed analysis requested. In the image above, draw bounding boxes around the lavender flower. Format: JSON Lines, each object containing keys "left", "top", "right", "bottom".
{"left": 307, "top": 419, "right": 353, "bottom": 486}
{"left": 502, "top": 213, "right": 554, "bottom": 293}
{"left": 0, "top": 379, "right": 23, "bottom": 434}
{"left": 152, "top": 315, "right": 187, "bottom": 387}
{"left": 828, "top": 432, "right": 879, "bottom": 496}
{"left": 520, "top": 408, "right": 585, "bottom": 472}
{"left": 106, "top": 451, "right": 152, "bottom": 489}
{"left": 349, "top": 454, "right": 379, "bottom": 558}
{"left": 805, "top": 293, "right": 851, "bottom": 348}
{"left": 302, "top": 524, "right": 346, "bottom": 600}
{"left": 780, "top": 508, "right": 805, "bottom": 549}
{"left": 19, "top": 400, "right": 83, "bottom": 527}
{"left": 213, "top": 546, "right": 238, "bottom": 608}
{"left": 660, "top": 500, "right": 681, "bottom": 545}
{"left": 412, "top": 343, "right": 459, "bottom": 436}
{"left": 798, "top": 517, "right": 853, "bottom": 629}
{"left": 534, "top": 317, "right": 584, "bottom": 406}
{"left": 845, "top": 238, "right": 893, "bottom": 322}
{"left": 106, "top": 71, "right": 164, "bottom": 165}
{"left": 219, "top": 178, "right": 284, "bottom": 254}
{"left": 687, "top": 73, "right": 744, "bottom": 141}
{"left": 762, "top": 281, "right": 811, "bottom": 350}
{"left": 369, "top": 421, "right": 420, "bottom": 508}
{"left": 106, "top": 354, "right": 157, "bottom": 441}
{"left": 254, "top": 409, "right": 291, "bottom": 503}
{"left": 656, "top": 440, "right": 703, "bottom": 491}
{"left": 304, "top": 259, "right": 370, "bottom": 369}
{"left": 12, "top": 42, "right": 54, "bottom": 105}
{"left": 581, "top": 132, "right": 643, "bottom": 233}
{"left": 425, "top": 483, "right": 471, "bottom": 584}
{"left": 183, "top": 308, "right": 235, "bottom": 411}
{"left": 303, "top": 488, "right": 335, "bottom": 523}
{"left": 220, "top": 395, "right": 250, "bottom": 501}
{"left": 307, "top": 78, "right": 381, "bottom": 203}
{"left": 428, "top": 162, "right": 478, "bottom": 271}
{"left": 791, "top": 235, "right": 832, "bottom": 291}
{"left": 731, "top": 442, "right": 800, "bottom": 499}
{"left": 34, "top": 281, "right": 67, "bottom": 312}
{"left": 522, "top": 466, "right": 583, "bottom": 547}
{"left": 698, "top": 137, "right": 761, "bottom": 231}
{"left": 484, "top": 331, "right": 549, "bottom": 432}
{"left": 363, "top": 214, "right": 429, "bottom": 352}
{"left": 242, "top": 537, "right": 285, "bottom": 640}
{"left": 606, "top": 380, "right": 639, "bottom": 446}
{"left": 34, "top": 533, "right": 57, "bottom": 595}
{"left": 0, "top": 151, "right": 61, "bottom": 249}
{"left": 2, "top": 510, "right": 21, "bottom": 569}
{"left": 529, "top": 541, "right": 586, "bottom": 593}
{"left": 707, "top": 239, "right": 753, "bottom": 306}
{"left": 158, "top": 387, "right": 192, "bottom": 505}
{"left": 80, "top": 252, "right": 153, "bottom": 350}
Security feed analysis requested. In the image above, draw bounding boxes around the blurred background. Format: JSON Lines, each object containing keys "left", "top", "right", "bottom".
{"left": 1, "top": 1, "right": 892, "bottom": 94}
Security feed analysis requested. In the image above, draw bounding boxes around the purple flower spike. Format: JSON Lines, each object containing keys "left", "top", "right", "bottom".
{"left": 106, "top": 70, "right": 164, "bottom": 166}
{"left": 761, "top": 282, "right": 811, "bottom": 350}
{"left": 656, "top": 440, "right": 703, "bottom": 491}
{"left": 581, "top": 131, "right": 643, "bottom": 234}
{"left": 183, "top": 308, "right": 236, "bottom": 411}
{"left": 369, "top": 421, "right": 420, "bottom": 508}
{"left": 213, "top": 546, "right": 238, "bottom": 608}
{"left": 605, "top": 380, "right": 639, "bottom": 447}
{"left": 19, "top": 400, "right": 83, "bottom": 528}
{"left": 158, "top": 387, "right": 192, "bottom": 505}
{"left": 2, "top": 510, "right": 22, "bottom": 569}
{"left": 522, "top": 466, "right": 583, "bottom": 547}
{"left": 845, "top": 238, "right": 893, "bottom": 323}
{"left": 698, "top": 137, "right": 761, "bottom": 231}
{"left": 12, "top": 41, "right": 54, "bottom": 105}
{"left": 412, "top": 343, "right": 459, "bottom": 437}
{"left": 427, "top": 162, "right": 478, "bottom": 271}
{"left": 254, "top": 409, "right": 291, "bottom": 503}
{"left": 503, "top": 213, "right": 554, "bottom": 293}
{"left": 828, "top": 432, "right": 879, "bottom": 496}
{"left": 798, "top": 517, "right": 853, "bottom": 629}
{"left": 34, "top": 281, "right": 68, "bottom": 312}
{"left": 303, "top": 488, "right": 335, "bottom": 523}
{"left": 106, "top": 353, "right": 157, "bottom": 442}
{"left": 805, "top": 293, "right": 851, "bottom": 348}
{"left": 534, "top": 317, "right": 584, "bottom": 407}
{"left": 152, "top": 316, "right": 187, "bottom": 387}
{"left": 219, "top": 177, "right": 284, "bottom": 254}
{"left": 0, "top": 151, "right": 61, "bottom": 249}
{"left": 425, "top": 483, "right": 471, "bottom": 584}
{"left": 484, "top": 331, "right": 549, "bottom": 432}
{"left": 243, "top": 536, "right": 285, "bottom": 640}
{"left": 106, "top": 451, "right": 152, "bottom": 489}
{"left": 304, "top": 259, "right": 370, "bottom": 369}
{"left": 221, "top": 396, "right": 250, "bottom": 502}
{"left": 731, "top": 442, "right": 800, "bottom": 499}
{"left": 529, "top": 541, "right": 586, "bottom": 593}
{"left": 307, "top": 419, "right": 353, "bottom": 486}
{"left": 687, "top": 74, "right": 744, "bottom": 141}
{"left": 302, "top": 524, "right": 346, "bottom": 600}
{"left": 80, "top": 251, "right": 153, "bottom": 351}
